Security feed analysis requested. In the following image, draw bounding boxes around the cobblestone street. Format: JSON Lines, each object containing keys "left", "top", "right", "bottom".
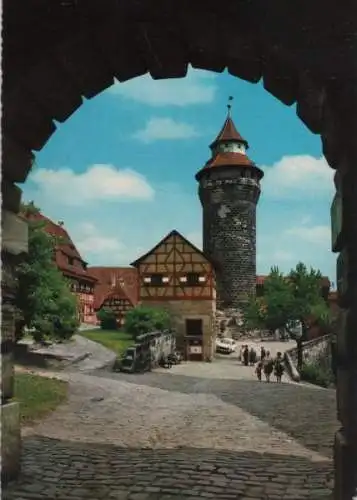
{"left": 5, "top": 352, "right": 337, "bottom": 499}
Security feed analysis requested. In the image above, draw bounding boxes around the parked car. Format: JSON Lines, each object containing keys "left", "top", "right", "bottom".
{"left": 216, "top": 338, "right": 236, "bottom": 355}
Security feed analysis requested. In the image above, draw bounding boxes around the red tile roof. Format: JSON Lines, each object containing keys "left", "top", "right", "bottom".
{"left": 88, "top": 267, "right": 139, "bottom": 309}
{"left": 210, "top": 116, "right": 248, "bottom": 148}
{"left": 205, "top": 151, "right": 255, "bottom": 168}
{"left": 23, "top": 211, "right": 97, "bottom": 283}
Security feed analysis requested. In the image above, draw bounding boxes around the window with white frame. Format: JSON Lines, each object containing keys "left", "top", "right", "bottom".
{"left": 143, "top": 273, "right": 170, "bottom": 286}
{"left": 179, "top": 273, "right": 206, "bottom": 286}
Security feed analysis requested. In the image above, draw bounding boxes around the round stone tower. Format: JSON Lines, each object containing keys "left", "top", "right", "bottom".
{"left": 195, "top": 103, "right": 264, "bottom": 311}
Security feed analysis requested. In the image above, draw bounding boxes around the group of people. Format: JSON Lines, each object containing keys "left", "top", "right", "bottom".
{"left": 239, "top": 345, "right": 285, "bottom": 383}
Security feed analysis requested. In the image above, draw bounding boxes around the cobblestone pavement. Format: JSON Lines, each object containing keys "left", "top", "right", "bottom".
{"left": 5, "top": 355, "right": 337, "bottom": 499}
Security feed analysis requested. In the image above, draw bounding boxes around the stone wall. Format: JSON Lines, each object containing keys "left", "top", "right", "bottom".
{"left": 2, "top": 188, "right": 29, "bottom": 483}
{"left": 286, "top": 334, "right": 332, "bottom": 370}
{"left": 143, "top": 299, "right": 215, "bottom": 361}
{"left": 198, "top": 167, "right": 261, "bottom": 311}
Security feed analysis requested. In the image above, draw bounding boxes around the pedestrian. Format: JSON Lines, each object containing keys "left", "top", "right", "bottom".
{"left": 260, "top": 346, "right": 266, "bottom": 362}
{"left": 274, "top": 352, "right": 285, "bottom": 383}
{"left": 243, "top": 345, "right": 249, "bottom": 366}
{"left": 249, "top": 347, "right": 257, "bottom": 365}
{"left": 255, "top": 360, "right": 263, "bottom": 381}
{"left": 263, "top": 351, "right": 274, "bottom": 382}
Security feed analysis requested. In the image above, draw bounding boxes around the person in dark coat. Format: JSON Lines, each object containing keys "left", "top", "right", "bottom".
{"left": 263, "top": 351, "right": 274, "bottom": 382}
{"left": 243, "top": 345, "right": 249, "bottom": 366}
{"left": 249, "top": 347, "right": 257, "bottom": 365}
{"left": 274, "top": 352, "right": 285, "bottom": 383}
{"left": 260, "top": 346, "right": 266, "bottom": 362}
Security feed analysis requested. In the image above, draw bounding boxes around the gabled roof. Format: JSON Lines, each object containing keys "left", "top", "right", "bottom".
{"left": 88, "top": 267, "right": 139, "bottom": 309}
{"left": 210, "top": 116, "right": 248, "bottom": 149}
{"left": 22, "top": 211, "right": 97, "bottom": 283}
{"left": 130, "top": 229, "right": 214, "bottom": 268}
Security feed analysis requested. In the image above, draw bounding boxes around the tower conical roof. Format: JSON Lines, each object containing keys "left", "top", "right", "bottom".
{"left": 210, "top": 116, "right": 248, "bottom": 149}
{"left": 196, "top": 109, "right": 264, "bottom": 181}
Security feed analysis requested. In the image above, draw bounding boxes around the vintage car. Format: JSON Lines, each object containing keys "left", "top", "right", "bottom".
{"left": 216, "top": 338, "right": 236, "bottom": 355}
{"left": 120, "top": 346, "right": 137, "bottom": 373}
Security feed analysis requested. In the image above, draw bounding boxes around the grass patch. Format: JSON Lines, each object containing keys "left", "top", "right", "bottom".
{"left": 80, "top": 329, "right": 134, "bottom": 357}
{"left": 14, "top": 373, "right": 68, "bottom": 424}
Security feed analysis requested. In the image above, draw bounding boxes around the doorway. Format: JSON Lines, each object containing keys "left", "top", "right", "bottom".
{"left": 185, "top": 319, "right": 203, "bottom": 361}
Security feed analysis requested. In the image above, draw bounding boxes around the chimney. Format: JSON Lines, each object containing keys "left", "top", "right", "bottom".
{"left": 58, "top": 220, "right": 64, "bottom": 227}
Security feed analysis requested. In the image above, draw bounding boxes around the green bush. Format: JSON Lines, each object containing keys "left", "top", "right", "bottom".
{"left": 300, "top": 361, "right": 334, "bottom": 388}
{"left": 125, "top": 306, "right": 171, "bottom": 340}
{"left": 97, "top": 308, "right": 117, "bottom": 330}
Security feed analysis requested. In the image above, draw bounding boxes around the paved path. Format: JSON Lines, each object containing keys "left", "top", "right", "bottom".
{"left": 6, "top": 348, "right": 337, "bottom": 500}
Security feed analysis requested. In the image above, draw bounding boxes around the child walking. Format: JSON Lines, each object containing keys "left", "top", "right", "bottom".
{"left": 255, "top": 360, "right": 263, "bottom": 381}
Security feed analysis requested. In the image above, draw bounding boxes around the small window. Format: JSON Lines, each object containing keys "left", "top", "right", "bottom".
{"left": 68, "top": 257, "right": 74, "bottom": 266}
{"left": 151, "top": 273, "right": 164, "bottom": 286}
{"left": 182, "top": 273, "right": 203, "bottom": 287}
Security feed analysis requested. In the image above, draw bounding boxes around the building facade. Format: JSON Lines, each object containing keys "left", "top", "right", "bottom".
{"left": 196, "top": 109, "right": 264, "bottom": 311}
{"left": 131, "top": 230, "right": 216, "bottom": 362}
{"left": 89, "top": 267, "right": 138, "bottom": 326}
{"left": 24, "top": 210, "right": 97, "bottom": 324}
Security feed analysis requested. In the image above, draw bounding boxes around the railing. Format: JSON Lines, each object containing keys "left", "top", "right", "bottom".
{"left": 284, "top": 334, "right": 332, "bottom": 382}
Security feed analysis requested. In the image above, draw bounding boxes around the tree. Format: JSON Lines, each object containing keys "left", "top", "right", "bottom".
{"left": 97, "top": 308, "right": 118, "bottom": 330}
{"left": 242, "top": 263, "right": 331, "bottom": 370}
{"left": 243, "top": 267, "right": 293, "bottom": 334}
{"left": 287, "top": 263, "right": 331, "bottom": 369}
{"left": 15, "top": 204, "right": 79, "bottom": 343}
{"left": 125, "top": 306, "right": 171, "bottom": 340}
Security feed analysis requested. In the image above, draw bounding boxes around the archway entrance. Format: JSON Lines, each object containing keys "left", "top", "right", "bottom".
{"left": 2, "top": 1, "right": 357, "bottom": 499}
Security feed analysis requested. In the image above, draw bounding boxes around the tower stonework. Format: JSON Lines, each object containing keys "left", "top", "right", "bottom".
{"left": 196, "top": 109, "right": 264, "bottom": 312}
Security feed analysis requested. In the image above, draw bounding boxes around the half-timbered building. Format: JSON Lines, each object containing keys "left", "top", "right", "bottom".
{"left": 89, "top": 267, "right": 138, "bottom": 326}
{"left": 23, "top": 210, "right": 98, "bottom": 324}
{"left": 131, "top": 230, "right": 216, "bottom": 361}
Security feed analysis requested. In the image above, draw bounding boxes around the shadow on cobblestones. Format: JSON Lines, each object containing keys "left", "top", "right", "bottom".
{"left": 4, "top": 436, "right": 333, "bottom": 500}
{"left": 94, "top": 370, "right": 337, "bottom": 459}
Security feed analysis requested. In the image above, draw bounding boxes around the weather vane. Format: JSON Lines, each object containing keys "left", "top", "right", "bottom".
{"left": 227, "top": 96, "right": 233, "bottom": 116}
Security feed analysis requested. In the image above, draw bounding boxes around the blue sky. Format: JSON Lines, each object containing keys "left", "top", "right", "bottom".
{"left": 22, "top": 67, "right": 336, "bottom": 285}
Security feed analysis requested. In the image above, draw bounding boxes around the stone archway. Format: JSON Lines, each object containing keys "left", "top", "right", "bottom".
{"left": 2, "top": 1, "right": 357, "bottom": 498}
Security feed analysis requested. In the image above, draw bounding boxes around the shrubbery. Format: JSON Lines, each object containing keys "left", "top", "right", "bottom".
{"left": 125, "top": 306, "right": 171, "bottom": 340}
{"left": 300, "top": 361, "right": 335, "bottom": 388}
{"left": 97, "top": 308, "right": 118, "bottom": 330}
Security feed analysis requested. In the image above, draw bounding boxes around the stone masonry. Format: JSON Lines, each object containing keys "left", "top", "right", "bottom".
{"left": 143, "top": 299, "right": 216, "bottom": 361}
{"left": 198, "top": 164, "right": 262, "bottom": 311}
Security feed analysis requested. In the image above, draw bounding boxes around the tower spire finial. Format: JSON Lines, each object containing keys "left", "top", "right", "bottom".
{"left": 227, "top": 96, "right": 233, "bottom": 117}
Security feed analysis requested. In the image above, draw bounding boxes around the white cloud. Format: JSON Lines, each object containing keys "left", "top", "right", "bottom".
{"left": 262, "top": 155, "right": 334, "bottom": 199}
{"left": 133, "top": 117, "right": 200, "bottom": 143}
{"left": 285, "top": 224, "right": 330, "bottom": 246}
{"left": 29, "top": 164, "right": 155, "bottom": 206}
{"left": 75, "top": 222, "right": 125, "bottom": 256}
{"left": 108, "top": 68, "right": 216, "bottom": 106}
